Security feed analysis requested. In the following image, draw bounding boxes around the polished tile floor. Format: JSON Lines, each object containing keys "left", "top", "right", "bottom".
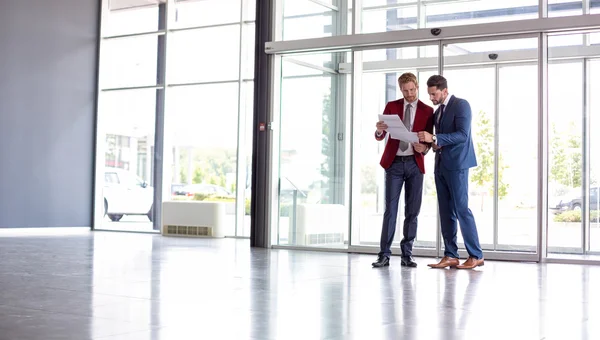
{"left": 0, "top": 229, "right": 599, "bottom": 340}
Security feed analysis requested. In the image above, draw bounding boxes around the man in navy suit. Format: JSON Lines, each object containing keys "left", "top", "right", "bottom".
{"left": 417, "top": 75, "right": 484, "bottom": 270}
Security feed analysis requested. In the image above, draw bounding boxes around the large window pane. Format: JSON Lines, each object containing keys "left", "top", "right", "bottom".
{"left": 240, "top": 81, "right": 254, "bottom": 237}
{"left": 498, "top": 64, "right": 538, "bottom": 249}
{"left": 549, "top": 0, "right": 584, "bottom": 17}
{"left": 361, "top": 0, "right": 540, "bottom": 34}
{"left": 168, "top": 26, "right": 240, "bottom": 84}
{"left": 244, "top": 0, "right": 256, "bottom": 21}
{"left": 352, "top": 45, "right": 438, "bottom": 251}
{"left": 425, "top": 1, "right": 538, "bottom": 28}
{"left": 166, "top": 83, "right": 240, "bottom": 236}
{"left": 102, "top": 1, "right": 164, "bottom": 37}
{"left": 242, "top": 23, "right": 256, "bottom": 80}
{"left": 100, "top": 35, "right": 159, "bottom": 89}
{"left": 170, "top": 0, "right": 241, "bottom": 29}
{"left": 362, "top": 5, "right": 417, "bottom": 34}
{"left": 277, "top": 51, "right": 350, "bottom": 248}
{"left": 281, "top": 1, "right": 337, "bottom": 40}
{"left": 98, "top": 89, "right": 157, "bottom": 232}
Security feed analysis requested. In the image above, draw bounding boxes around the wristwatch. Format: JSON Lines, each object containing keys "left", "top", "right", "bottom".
{"left": 432, "top": 134, "right": 437, "bottom": 143}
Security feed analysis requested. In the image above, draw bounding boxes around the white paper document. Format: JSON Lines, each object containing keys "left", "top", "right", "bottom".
{"left": 378, "top": 114, "right": 419, "bottom": 143}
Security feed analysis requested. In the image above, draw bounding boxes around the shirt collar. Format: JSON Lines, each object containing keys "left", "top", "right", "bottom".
{"left": 442, "top": 94, "right": 452, "bottom": 106}
{"left": 404, "top": 98, "right": 418, "bottom": 108}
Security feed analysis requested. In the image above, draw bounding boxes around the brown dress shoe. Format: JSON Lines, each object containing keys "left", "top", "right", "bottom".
{"left": 428, "top": 256, "right": 460, "bottom": 268}
{"left": 456, "top": 257, "right": 484, "bottom": 269}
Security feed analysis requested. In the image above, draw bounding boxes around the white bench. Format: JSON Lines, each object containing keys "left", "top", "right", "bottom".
{"left": 161, "top": 201, "right": 226, "bottom": 238}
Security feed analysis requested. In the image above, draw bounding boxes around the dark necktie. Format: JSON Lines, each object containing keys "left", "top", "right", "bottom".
{"left": 437, "top": 104, "right": 445, "bottom": 126}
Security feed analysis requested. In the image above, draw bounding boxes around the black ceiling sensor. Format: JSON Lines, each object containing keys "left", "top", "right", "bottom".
{"left": 431, "top": 28, "right": 442, "bottom": 36}
{"left": 489, "top": 53, "right": 499, "bottom": 60}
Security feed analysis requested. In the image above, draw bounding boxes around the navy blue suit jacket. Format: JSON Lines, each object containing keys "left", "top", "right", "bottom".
{"left": 434, "top": 95, "right": 477, "bottom": 171}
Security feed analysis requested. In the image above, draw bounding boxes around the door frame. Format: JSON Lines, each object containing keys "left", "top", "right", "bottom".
{"left": 344, "top": 34, "right": 542, "bottom": 262}
{"left": 266, "top": 14, "right": 600, "bottom": 264}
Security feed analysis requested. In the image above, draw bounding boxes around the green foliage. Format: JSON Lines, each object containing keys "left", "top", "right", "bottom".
{"left": 425, "top": 175, "right": 436, "bottom": 196}
{"left": 279, "top": 203, "right": 293, "bottom": 217}
{"left": 471, "top": 110, "right": 509, "bottom": 198}
{"left": 193, "top": 168, "right": 205, "bottom": 184}
{"left": 361, "top": 165, "right": 378, "bottom": 194}
{"left": 554, "top": 210, "right": 600, "bottom": 223}
{"left": 554, "top": 210, "right": 581, "bottom": 222}
{"left": 179, "top": 168, "right": 187, "bottom": 183}
{"left": 177, "top": 147, "right": 236, "bottom": 187}
{"left": 550, "top": 122, "right": 582, "bottom": 188}
{"left": 192, "top": 193, "right": 210, "bottom": 201}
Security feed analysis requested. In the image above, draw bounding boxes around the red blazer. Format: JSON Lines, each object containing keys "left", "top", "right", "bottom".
{"left": 376, "top": 99, "right": 434, "bottom": 174}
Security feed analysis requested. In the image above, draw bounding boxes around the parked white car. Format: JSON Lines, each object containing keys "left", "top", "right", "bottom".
{"left": 103, "top": 167, "right": 154, "bottom": 222}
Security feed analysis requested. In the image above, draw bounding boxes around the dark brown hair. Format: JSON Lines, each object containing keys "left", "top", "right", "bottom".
{"left": 427, "top": 75, "right": 448, "bottom": 90}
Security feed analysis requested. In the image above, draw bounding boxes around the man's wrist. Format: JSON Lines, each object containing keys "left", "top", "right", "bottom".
{"left": 376, "top": 130, "right": 384, "bottom": 137}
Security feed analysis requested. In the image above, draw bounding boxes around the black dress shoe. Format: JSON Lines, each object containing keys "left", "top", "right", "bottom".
{"left": 372, "top": 255, "right": 390, "bottom": 268}
{"left": 401, "top": 256, "right": 417, "bottom": 267}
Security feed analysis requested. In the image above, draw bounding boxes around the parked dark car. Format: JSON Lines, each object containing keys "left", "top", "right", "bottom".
{"left": 552, "top": 187, "right": 600, "bottom": 212}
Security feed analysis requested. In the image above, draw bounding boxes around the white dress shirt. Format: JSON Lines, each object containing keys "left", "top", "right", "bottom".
{"left": 437, "top": 94, "right": 453, "bottom": 124}
{"left": 443, "top": 94, "right": 452, "bottom": 106}
{"left": 396, "top": 99, "right": 418, "bottom": 156}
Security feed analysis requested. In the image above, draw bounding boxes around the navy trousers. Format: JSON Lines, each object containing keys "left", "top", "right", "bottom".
{"left": 435, "top": 168, "right": 483, "bottom": 259}
{"left": 379, "top": 157, "right": 423, "bottom": 258}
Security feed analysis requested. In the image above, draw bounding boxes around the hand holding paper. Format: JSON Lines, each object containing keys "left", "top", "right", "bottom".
{"left": 377, "top": 114, "right": 419, "bottom": 143}
{"left": 375, "top": 120, "right": 388, "bottom": 134}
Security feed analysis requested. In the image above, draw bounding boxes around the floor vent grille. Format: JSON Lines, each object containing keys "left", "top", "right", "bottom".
{"left": 306, "top": 233, "right": 344, "bottom": 245}
{"left": 164, "top": 225, "right": 212, "bottom": 237}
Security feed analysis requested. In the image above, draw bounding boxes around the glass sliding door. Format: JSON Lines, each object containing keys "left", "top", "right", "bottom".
{"left": 438, "top": 66, "right": 496, "bottom": 251}
{"left": 349, "top": 43, "right": 439, "bottom": 255}
{"left": 346, "top": 36, "right": 541, "bottom": 259}
{"left": 275, "top": 51, "right": 351, "bottom": 248}
{"left": 547, "top": 59, "right": 584, "bottom": 253}
{"left": 497, "top": 63, "right": 539, "bottom": 251}
{"left": 441, "top": 37, "right": 539, "bottom": 256}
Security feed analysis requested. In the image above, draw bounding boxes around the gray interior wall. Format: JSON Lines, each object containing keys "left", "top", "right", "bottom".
{"left": 0, "top": 0, "right": 98, "bottom": 227}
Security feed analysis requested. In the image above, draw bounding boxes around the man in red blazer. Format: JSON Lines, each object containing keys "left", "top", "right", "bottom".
{"left": 372, "top": 72, "right": 434, "bottom": 268}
